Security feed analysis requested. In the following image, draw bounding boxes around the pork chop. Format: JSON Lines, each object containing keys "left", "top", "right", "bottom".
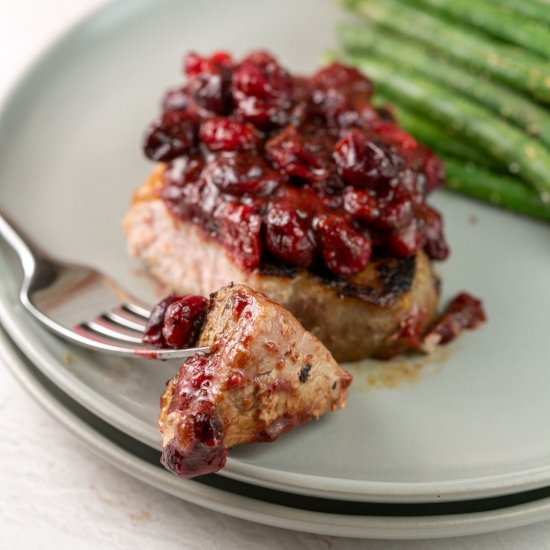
{"left": 124, "top": 166, "right": 440, "bottom": 362}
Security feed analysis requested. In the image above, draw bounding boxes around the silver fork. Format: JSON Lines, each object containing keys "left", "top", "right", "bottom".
{"left": 0, "top": 206, "right": 210, "bottom": 359}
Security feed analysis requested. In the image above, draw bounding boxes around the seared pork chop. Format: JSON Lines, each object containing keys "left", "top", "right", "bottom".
{"left": 158, "top": 283, "right": 352, "bottom": 477}
{"left": 124, "top": 167, "right": 440, "bottom": 362}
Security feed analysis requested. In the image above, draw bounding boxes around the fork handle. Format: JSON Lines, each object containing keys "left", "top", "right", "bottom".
{"left": 0, "top": 204, "right": 42, "bottom": 277}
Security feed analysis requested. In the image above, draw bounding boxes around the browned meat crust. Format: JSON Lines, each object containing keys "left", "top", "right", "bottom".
{"left": 124, "top": 167, "right": 440, "bottom": 361}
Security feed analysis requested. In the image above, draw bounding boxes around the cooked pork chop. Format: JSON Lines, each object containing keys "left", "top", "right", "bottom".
{"left": 158, "top": 283, "right": 352, "bottom": 477}
{"left": 124, "top": 167, "right": 440, "bottom": 362}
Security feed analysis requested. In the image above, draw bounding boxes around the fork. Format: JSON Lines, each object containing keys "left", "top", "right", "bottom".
{"left": 0, "top": 206, "right": 210, "bottom": 359}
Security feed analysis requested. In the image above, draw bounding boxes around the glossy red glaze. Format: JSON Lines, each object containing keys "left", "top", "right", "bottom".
{"left": 160, "top": 354, "right": 228, "bottom": 477}
{"left": 145, "top": 50, "right": 449, "bottom": 276}
{"left": 143, "top": 295, "right": 208, "bottom": 349}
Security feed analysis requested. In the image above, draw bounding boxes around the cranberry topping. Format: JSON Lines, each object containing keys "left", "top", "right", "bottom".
{"left": 200, "top": 117, "right": 259, "bottom": 152}
{"left": 143, "top": 295, "right": 180, "bottom": 347}
{"left": 388, "top": 205, "right": 449, "bottom": 260}
{"left": 424, "top": 293, "right": 486, "bottom": 349}
{"left": 184, "top": 51, "right": 233, "bottom": 115}
{"left": 143, "top": 295, "right": 208, "bottom": 349}
{"left": 204, "top": 153, "right": 281, "bottom": 196}
{"left": 162, "top": 87, "right": 189, "bottom": 112}
{"left": 315, "top": 214, "right": 371, "bottom": 276}
{"left": 160, "top": 353, "right": 228, "bottom": 477}
{"left": 146, "top": 51, "right": 449, "bottom": 277}
{"left": 311, "top": 63, "right": 374, "bottom": 125}
{"left": 231, "top": 50, "right": 293, "bottom": 128}
{"left": 265, "top": 199, "right": 315, "bottom": 267}
{"left": 334, "top": 131, "right": 402, "bottom": 189}
{"left": 161, "top": 436, "right": 227, "bottom": 478}
{"left": 162, "top": 296, "right": 209, "bottom": 348}
{"left": 265, "top": 126, "right": 328, "bottom": 182}
{"left": 216, "top": 202, "right": 262, "bottom": 270}
{"left": 143, "top": 110, "right": 198, "bottom": 162}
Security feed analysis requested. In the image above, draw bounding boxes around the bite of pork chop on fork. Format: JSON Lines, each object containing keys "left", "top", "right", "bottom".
{"left": 151, "top": 284, "right": 352, "bottom": 477}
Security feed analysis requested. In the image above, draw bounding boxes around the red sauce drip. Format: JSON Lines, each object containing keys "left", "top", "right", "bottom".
{"left": 144, "top": 50, "right": 448, "bottom": 276}
{"left": 160, "top": 354, "right": 228, "bottom": 477}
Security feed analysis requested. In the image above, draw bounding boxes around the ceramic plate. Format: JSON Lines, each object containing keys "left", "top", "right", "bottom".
{"left": 1, "top": 0, "right": 550, "bottom": 504}
{"left": 6, "top": 327, "right": 550, "bottom": 540}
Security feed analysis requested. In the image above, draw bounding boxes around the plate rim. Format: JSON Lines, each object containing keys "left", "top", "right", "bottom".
{"left": 5, "top": 327, "right": 550, "bottom": 540}
{"left": 4, "top": 288, "right": 550, "bottom": 504}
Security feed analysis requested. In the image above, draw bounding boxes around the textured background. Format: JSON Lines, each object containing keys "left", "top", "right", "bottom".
{"left": 2, "top": 1, "right": 550, "bottom": 548}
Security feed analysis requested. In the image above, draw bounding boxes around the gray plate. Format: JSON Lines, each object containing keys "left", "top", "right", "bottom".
{"left": 6, "top": 327, "right": 550, "bottom": 539}
{"left": 1, "top": 0, "right": 550, "bottom": 504}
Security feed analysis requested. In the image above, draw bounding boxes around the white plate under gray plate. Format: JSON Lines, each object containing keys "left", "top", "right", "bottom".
{"left": 1, "top": 0, "right": 550, "bottom": 504}
{"left": 6, "top": 327, "right": 550, "bottom": 540}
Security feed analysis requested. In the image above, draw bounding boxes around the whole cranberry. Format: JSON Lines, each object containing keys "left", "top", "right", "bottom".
{"left": 333, "top": 131, "right": 402, "bottom": 189}
{"left": 417, "top": 204, "right": 449, "bottom": 260}
{"left": 423, "top": 153, "right": 446, "bottom": 193}
{"left": 386, "top": 204, "right": 448, "bottom": 258}
{"left": 215, "top": 202, "right": 262, "bottom": 270}
{"left": 162, "top": 295, "right": 209, "bottom": 348}
{"left": 200, "top": 117, "right": 259, "bottom": 152}
{"left": 143, "top": 295, "right": 180, "bottom": 347}
{"left": 314, "top": 214, "right": 371, "bottom": 276}
{"left": 311, "top": 62, "right": 374, "bottom": 99}
{"left": 184, "top": 51, "right": 234, "bottom": 115}
{"left": 265, "top": 200, "right": 315, "bottom": 268}
{"left": 143, "top": 110, "right": 198, "bottom": 161}
{"left": 184, "top": 51, "right": 233, "bottom": 76}
{"left": 352, "top": 185, "right": 415, "bottom": 231}
{"left": 161, "top": 155, "right": 206, "bottom": 219}
{"left": 386, "top": 219, "right": 425, "bottom": 258}
{"left": 231, "top": 50, "right": 293, "bottom": 128}
{"left": 204, "top": 153, "right": 282, "bottom": 196}
{"left": 162, "top": 87, "right": 189, "bottom": 112}
{"left": 343, "top": 188, "right": 379, "bottom": 222}
{"left": 265, "top": 126, "right": 327, "bottom": 181}
{"left": 375, "top": 192, "right": 415, "bottom": 230}
{"left": 310, "top": 63, "right": 373, "bottom": 124}
{"left": 371, "top": 121, "right": 418, "bottom": 156}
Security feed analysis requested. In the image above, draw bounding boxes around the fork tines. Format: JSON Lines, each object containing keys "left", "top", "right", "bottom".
{"left": 76, "top": 303, "right": 151, "bottom": 347}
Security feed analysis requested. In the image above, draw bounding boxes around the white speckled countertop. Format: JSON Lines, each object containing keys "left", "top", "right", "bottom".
{"left": 2, "top": 2, "right": 550, "bottom": 548}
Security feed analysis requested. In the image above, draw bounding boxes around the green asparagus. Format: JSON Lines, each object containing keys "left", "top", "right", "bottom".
{"left": 413, "top": 0, "right": 550, "bottom": 58}
{"left": 445, "top": 159, "right": 550, "bottom": 223}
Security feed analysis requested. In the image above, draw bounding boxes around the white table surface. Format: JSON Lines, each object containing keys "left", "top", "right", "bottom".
{"left": 2, "top": 1, "right": 550, "bottom": 548}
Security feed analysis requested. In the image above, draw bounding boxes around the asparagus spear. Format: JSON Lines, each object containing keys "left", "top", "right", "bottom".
{"left": 444, "top": 159, "right": 550, "bottom": 223}
{"left": 342, "top": 53, "right": 550, "bottom": 201}
{"left": 373, "top": 96, "right": 493, "bottom": 167}
{"left": 339, "top": 24, "right": 550, "bottom": 147}
{"left": 350, "top": 0, "right": 550, "bottom": 104}
{"left": 413, "top": 0, "right": 550, "bottom": 58}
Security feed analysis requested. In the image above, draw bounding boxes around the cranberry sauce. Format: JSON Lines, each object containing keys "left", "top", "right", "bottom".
{"left": 161, "top": 354, "right": 228, "bottom": 477}
{"left": 424, "top": 292, "right": 486, "bottom": 347}
{"left": 143, "top": 50, "right": 448, "bottom": 277}
{"left": 143, "top": 295, "right": 208, "bottom": 349}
